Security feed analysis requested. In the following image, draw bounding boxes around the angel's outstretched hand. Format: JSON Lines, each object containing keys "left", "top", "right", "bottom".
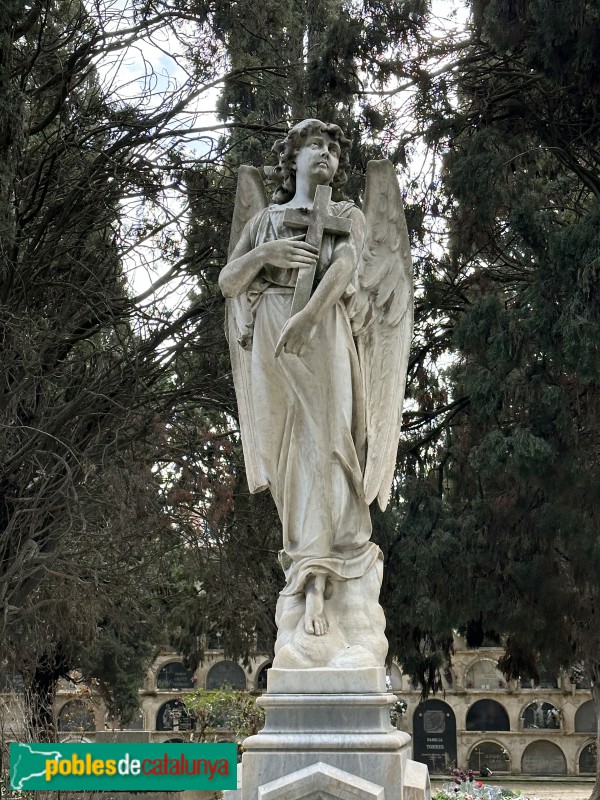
{"left": 258, "top": 235, "right": 318, "bottom": 271}
{"left": 274, "top": 309, "right": 318, "bottom": 357}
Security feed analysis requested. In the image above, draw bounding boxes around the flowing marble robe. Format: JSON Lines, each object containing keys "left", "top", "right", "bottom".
{"left": 244, "top": 201, "right": 381, "bottom": 596}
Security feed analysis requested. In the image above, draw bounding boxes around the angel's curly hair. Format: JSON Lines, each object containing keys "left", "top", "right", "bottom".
{"left": 269, "top": 119, "right": 352, "bottom": 204}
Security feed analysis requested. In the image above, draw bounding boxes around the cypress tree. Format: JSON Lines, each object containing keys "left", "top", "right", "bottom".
{"left": 403, "top": 0, "right": 600, "bottom": 789}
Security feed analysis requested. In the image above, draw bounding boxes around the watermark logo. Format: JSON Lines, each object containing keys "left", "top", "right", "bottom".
{"left": 10, "top": 742, "right": 237, "bottom": 791}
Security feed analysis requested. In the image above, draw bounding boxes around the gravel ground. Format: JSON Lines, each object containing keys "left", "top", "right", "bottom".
{"left": 431, "top": 779, "right": 595, "bottom": 800}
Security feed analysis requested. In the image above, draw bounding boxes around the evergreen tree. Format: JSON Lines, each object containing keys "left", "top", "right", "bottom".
{"left": 397, "top": 0, "right": 600, "bottom": 791}
{"left": 0, "top": 0, "right": 252, "bottom": 735}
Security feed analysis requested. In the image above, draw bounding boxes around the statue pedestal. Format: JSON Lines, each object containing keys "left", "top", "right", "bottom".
{"left": 229, "top": 667, "right": 430, "bottom": 800}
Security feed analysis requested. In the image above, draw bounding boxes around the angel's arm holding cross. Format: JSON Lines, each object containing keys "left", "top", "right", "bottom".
{"left": 218, "top": 206, "right": 366, "bottom": 357}
{"left": 276, "top": 207, "right": 365, "bottom": 356}
{"left": 218, "top": 228, "right": 319, "bottom": 298}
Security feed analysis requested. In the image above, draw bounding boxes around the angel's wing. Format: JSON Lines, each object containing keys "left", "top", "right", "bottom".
{"left": 225, "top": 166, "right": 268, "bottom": 493}
{"left": 350, "top": 159, "right": 413, "bottom": 510}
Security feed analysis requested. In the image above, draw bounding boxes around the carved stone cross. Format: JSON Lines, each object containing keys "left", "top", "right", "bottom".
{"left": 283, "top": 184, "right": 352, "bottom": 316}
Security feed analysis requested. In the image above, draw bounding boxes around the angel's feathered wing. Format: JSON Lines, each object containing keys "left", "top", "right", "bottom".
{"left": 226, "top": 165, "right": 268, "bottom": 493}
{"left": 350, "top": 159, "right": 413, "bottom": 510}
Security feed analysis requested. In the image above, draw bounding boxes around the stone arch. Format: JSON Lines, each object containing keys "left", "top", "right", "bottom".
{"left": 255, "top": 661, "right": 272, "bottom": 691}
{"left": 575, "top": 700, "right": 595, "bottom": 733}
{"left": 205, "top": 660, "right": 246, "bottom": 690}
{"left": 0, "top": 670, "right": 24, "bottom": 693}
{"left": 578, "top": 741, "right": 597, "bottom": 775}
{"left": 156, "top": 661, "right": 195, "bottom": 690}
{"left": 466, "top": 699, "right": 510, "bottom": 731}
{"left": 57, "top": 700, "right": 96, "bottom": 732}
{"left": 468, "top": 740, "right": 511, "bottom": 773}
{"left": 387, "top": 663, "right": 403, "bottom": 691}
{"left": 412, "top": 699, "right": 457, "bottom": 774}
{"left": 521, "top": 700, "right": 561, "bottom": 729}
{"left": 59, "top": 735, "right": 93, "bottom": 743}
{"left": 521, "top": 741, "right": 567, "bottom": 775}
{"left": 156, "top": 699, "right": 194, "bottom": 731}
{"left": 465, "top": 659, "right": 507, "bottom": 690}
{"left": 519, "top": 666, "right": 559, "bottom": 690}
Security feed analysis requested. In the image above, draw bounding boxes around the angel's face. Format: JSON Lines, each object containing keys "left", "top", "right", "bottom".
{"left": 294, "top": 132, "right": 341, "bottom": 186}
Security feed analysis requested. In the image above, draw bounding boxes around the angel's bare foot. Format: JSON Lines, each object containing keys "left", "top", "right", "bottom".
{"left": 304, "top": 574, "right": 329, "bottom": 636}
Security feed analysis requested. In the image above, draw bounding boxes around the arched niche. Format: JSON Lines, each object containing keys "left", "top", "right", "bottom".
{"left": 256, "top": 662, "right": 271, "bottom": 692}
{"left": 575, "top": 700, "right": 596, "bottom": 733}
{"left": 156, "top": 699, "right": 194, "bottom": 731}
{"left": 521, "top": 700, "right": 561, "bottom": 729}
{"left": 578, "top": 742, "right": 597, "bottom": 775}
{"left": 0, "top": 670, "right": 24, "bottom": 693}
{"left": 468, "top": 741, "right": 511, "bottom": 773}
{"left": 466, "top": 699, "right": 510, "bottom": 731}
{"left": 412, "top": 699, "right": 457, "bottom": 774}
{"left": 205, "top": 660, "right": 246, "bottom": 691}
{"left": 156, "top": 661, "right": 195, "bottom": 691}
{"left": 59, "top": 735, "right": 92, "bottom": 743}
{"left": 57, "top": 700, "right": 96, "bottom": 732}
{"left": 465, "top": 659, "right": 506, "bottom": 690}
{"left": 570, "top": 666, "right": 591, "bottom": 690}
{"left": 521, "top": 741, "right": 567, "bottom": 776}
{"left": 386, "top": 663, "right": 403, "bottom": 691}
{"left": 519, "top": 667, "right": 558, "bottom": 690}
{"left": 206, "top": 629, "right": 222, "bottom": 650}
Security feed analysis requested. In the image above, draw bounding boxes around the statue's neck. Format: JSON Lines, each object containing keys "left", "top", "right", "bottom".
{"left": 289, "top": 177, "right": 330, "bottom": 208}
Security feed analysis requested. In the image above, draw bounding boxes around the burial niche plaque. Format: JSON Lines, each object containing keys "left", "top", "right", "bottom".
{"left": 468, "top": 742, "right": 511, "bottom": 773}
{"left": 156, "top": 662, "right": 195, "bottom": 690}
{"left": 58, "top": 700, "right": 96, "bottom": 732}
{"left": 521, "top": 741, "right": 567, "bottom": 776}
{"left": 205, "top": 660, "right": 246, "bottom": 690}
{"left": 413, "top": 699, "right": 457, "bottom": 773}
{"left": 579, "top": 743, "right": 597, "bottom": 775}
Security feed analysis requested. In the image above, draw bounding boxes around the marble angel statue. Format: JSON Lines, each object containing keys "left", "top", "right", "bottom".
{"left": 219, "top": 119, "right": 413, "bottom": 669}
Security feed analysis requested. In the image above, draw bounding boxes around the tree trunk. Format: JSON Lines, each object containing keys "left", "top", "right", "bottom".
{"left": 26, "top": 655, "right": 62, "bottom": 742}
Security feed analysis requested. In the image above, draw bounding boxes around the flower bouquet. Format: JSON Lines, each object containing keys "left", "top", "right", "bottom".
{"left": 433, "top": 769, "right": 538, "bottom": 800}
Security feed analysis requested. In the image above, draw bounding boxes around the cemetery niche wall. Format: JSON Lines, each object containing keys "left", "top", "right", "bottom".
{"left": 399, "top": 633, "right": 596, "bottom": 777}
{"left": 0, "top": 637, "right": 596, "bottom": 779}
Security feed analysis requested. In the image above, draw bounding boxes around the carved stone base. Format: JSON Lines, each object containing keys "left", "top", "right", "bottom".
{"left": 226, "top": 667, "right": 431, "bottom": 800}
{"left": 273, "top": 550, "right": 387, "bottom": 670}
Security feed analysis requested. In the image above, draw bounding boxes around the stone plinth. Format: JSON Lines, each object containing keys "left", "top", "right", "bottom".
{"left": 229, "top": 667, "right": 430, "bottom": 800}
